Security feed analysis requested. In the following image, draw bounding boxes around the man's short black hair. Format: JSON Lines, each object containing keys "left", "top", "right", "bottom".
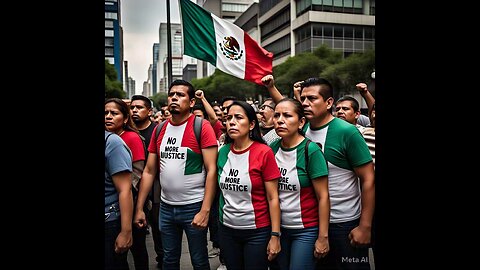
{"left": 131, "top": 95, "right": 153, "bottom": 109}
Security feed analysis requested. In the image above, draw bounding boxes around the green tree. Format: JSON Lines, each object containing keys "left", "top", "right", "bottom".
{"left": 150, "top": 92, "right": 168, "bottom": 109}
{"left": 320, "top": 48, "right": 375, "bottom": 98}
{"left": 105, "top": 60, "right": 125, "bottom": 98}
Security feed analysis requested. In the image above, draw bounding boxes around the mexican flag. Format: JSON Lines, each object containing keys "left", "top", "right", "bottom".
{"left": 180, "top": 0, "right": 273, "bottom": 85}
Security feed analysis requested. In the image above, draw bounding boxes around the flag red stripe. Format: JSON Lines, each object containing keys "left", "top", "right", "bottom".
{"left": 243, "top": 33, "right": 273, "bottom": 85}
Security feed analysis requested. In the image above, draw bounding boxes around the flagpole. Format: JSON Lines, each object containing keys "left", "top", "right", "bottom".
{"left": 167, "top": 0, "right": 173, "bottom": 87}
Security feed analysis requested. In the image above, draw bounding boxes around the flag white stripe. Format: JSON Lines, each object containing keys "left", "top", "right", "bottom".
{"left": 212, "top": 13, "right": 246, "bottom": 79}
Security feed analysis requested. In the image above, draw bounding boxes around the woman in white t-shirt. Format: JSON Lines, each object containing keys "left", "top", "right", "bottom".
{"left": 269, "top": 98, "right": 330, "bottom": 270}
{"left": 217, "top": 100, "right": 281, "bottom": 270}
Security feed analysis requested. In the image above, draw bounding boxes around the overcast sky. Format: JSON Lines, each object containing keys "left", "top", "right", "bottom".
{"left": 122, "top": 0, "right": 181, "bottom": 94}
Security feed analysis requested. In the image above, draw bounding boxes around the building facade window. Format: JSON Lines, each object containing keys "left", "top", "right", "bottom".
{"left": 296, "top": 0, "right": 363, "bottom": 16}
{"left": 222, "top": 3, "right": 248, "bottom": 13}
{"left": 265, "top": 34, "right": 290, "bottom": 59}
{"left": 105, "top": 57, "right": 115, "bottom": 64}
{"left": 105, "top": 29, "right": 114, "bottom": 37}
{"left": 105, "top": 12, "right": 117, "bottom": 19}
{"left": 105, "top": 37, "right": 114, "bottom": 46}
{"left": 261, "top": 8, "right": 290, "bottom": 39}
{"left": 105, "top": 20, "right": 114, "bottom": 28}
{"left": 295, "top": 23, "right": 374, "bottom": 55}
{"left": 105, "top": 47, "right": 114, "bottom": 56}
{"left": 259, "top": 0, "right": 282, "bottom": 16}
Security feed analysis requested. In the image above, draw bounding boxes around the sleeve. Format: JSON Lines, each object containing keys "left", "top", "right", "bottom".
{"left": 200, "top": 119, "right": 218, "bottom": 148}
{"left": 107, "top": 135, "right": 132, "bottom": 176}
{"left": 212, "top": 120, "right": 224, "bottom": 139}
{"left": 261, "top": 146, "right": 281, "bottom": 182}
{"left": 346, "top": 129, "right": 373, "bottom": 167}
{"left": 124, "top": 132, "right": 145, "bottom": 162}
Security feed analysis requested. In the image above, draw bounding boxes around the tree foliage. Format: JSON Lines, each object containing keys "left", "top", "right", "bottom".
{"left": 187, "top": 45, "right": 374, "bottom": 102}
{"left": 105, "top": 60, "right": 125, "bottom": 99}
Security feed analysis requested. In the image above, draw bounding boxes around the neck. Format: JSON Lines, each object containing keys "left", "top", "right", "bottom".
{"left": 135, "top": 119, "right": 151, "bottom": 131}
{"left": 171, "top": 112, "right": 191, "bottom": 124}
{"left": 281, "top": 133, "right": 303, "bottom": 149}
{"left": 233, "top": 136, "right": 254, "bottom": 152}
{"left": 309, "top": 113, "right": 334, "bottom": 129}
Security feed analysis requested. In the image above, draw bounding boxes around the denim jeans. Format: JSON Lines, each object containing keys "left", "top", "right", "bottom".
{"left": 160, "top": 201, "right": 210, "bottom": 270}
{"left": 316, "top": 218, "right": 370, "bottom": 270}
{"left": 219, "top": 223, "right": 271, "bottom": 270}
{"left": 105, "top": 219, "right": 129, "bottom": 270}
{"left": 277, "top": 226, "right": 318, "bottom": 270}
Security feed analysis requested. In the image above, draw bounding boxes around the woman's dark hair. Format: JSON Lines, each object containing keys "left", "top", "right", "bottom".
{"left": 276, "top": 98, "right": 306, "bottom": 135}
{"left": 224, "top": 100, "right": 266, "bottom": 145}
{"left": 105, "top": 98, "right": 139, "bottom": 134}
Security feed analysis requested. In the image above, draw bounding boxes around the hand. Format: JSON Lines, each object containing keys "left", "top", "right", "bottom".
{"left": 191, "top": 209, "right": 209, "bottom": 229}
{"left": 313, "top": 236, "right": 329, "bottom": 259}
{"left": 261, "top": 75, "right": 275, "bottom": 88}
{"left": 266, "top": 236, "right": 281, "bottom": 261}
{"left": 356, "top": 83, "right": 368, "bottom": 95}
{"left": 133, "top": 210, "right": 147, "bottom": 228}
{"left": 115, "top": 231, "right": 133, "bottom": 253}
{"left": 293, "top": 81, "right": 303, "bottom": 100}
{"left": 195, "top": 89, "right": 204, "bottom": 99}
{"left": 348, "top": 225, "right": 371, "bottom": 247}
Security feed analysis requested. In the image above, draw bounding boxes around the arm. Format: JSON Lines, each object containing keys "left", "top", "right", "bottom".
{"left": 192, "top": 146, "right": 218, "bottom": 229}
{"left": 195, "top": 89, "right": 218, "bottom": 125}
{"left": 350, "top": 161, "right": 375, "bottom": 246}
{"left": 265, "top": 179, "right": 281, "bottom": 261}
{"left": 292, "top": 81, "right": 303, "bottom": 102}
{"left": 112, "top": 170, "right": 134, "bottom": 253}
{"left": 261, "top": 75, "right": 284, "bottom": 104}
{"left": 133, "top": 153, "right": 158, "bottom": 228}
{"left": 356, "top": 83, "right": 375, "bottom": 117}
{"left": 311, "top": 176, "right": 330, "bottom": 258}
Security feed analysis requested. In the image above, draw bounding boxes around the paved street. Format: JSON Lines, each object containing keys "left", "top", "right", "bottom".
{"left": 127, "top": 228, "right": 222, "bottom": 270}
{"left": 126, "top": 229, "right": 375, "bottom": 270}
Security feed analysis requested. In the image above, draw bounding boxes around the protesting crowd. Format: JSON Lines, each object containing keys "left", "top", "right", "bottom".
{"left": 105, "top": 74, "right": 376, "bottom": 270}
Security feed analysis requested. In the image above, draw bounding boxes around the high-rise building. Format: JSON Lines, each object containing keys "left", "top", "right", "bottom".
{"left": 258, "top": 0, "right": 375, "bottom": 66}
{"left": 158, "top": 23, "right": 183, "bottom": 93}
{"left": 152, "top": 43, "right": 160, "bottom": 95}
{"left": 105, "top": 0, "right": 124, "bottom": 83}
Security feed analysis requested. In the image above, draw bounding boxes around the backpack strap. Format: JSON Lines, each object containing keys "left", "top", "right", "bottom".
{"left": 193, "top": 115, "right": 202, "bottom": 149}
{"left": 305, "top": 139, "right": 311, "bottom": 171}
{"left": 154, "top": 116, "right": 202, "bottom": 149}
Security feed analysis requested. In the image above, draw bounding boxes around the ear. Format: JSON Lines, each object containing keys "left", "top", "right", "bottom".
{"left": 326, "top": 97, "right": 335, "bottom": 110}
{"left": 250, "top": 120, "right": 256, "bottom": 131}
{"left": 299, "top": 116, "right": 306, "bottom": 129}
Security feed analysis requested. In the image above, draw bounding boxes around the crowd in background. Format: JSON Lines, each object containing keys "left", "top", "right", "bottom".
{"left": 105, "top": 74, "right": 376, "bottom": 270}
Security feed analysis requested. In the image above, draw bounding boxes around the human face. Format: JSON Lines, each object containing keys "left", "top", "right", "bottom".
{"left": 273, "top": 101, "right": 305, "bottom": 139}
{"left": 335, "top": 100, "right": 358, "bottom": 125}
{"left": 259, "top": 101, "right": 275, "bottom": 127}
{"left": 193, "top": 109, "right": 205, "bottom": 119}
{"left": 213, "top": 105, "right": 224, "bottom": 120}
{"left": 300, "top": 85, "right": 333, "bottom": 121}
{"left": 153, "top": 111, "right": 162, "bottom": 124}
{"left": 168, "top": 85, "right": 194, "bottom": 115}
{"left": 130, "top": 100, "right": 151, "bottom": 123}
{"left": 222, "top": 100, "right": 234, "bottom": 117}
{"left": 105, "top": 102, "right": 127, "bottom": 133}
{"left": 226, "top": 105, "right": 254, "bottom": 141}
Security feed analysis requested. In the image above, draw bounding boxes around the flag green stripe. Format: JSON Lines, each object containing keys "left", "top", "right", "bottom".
{"left": 180, "top": 0, "right": 216, "bottom": 66}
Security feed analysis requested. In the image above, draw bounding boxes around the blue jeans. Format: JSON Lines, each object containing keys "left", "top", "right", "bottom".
{"left": 219, "top": 223, "right": 271, "bottom": 270}
{"left": 160, "top": 201, "right": 210, "bottom": 270}
{"left": 105, "top": 219, "right": 129, "bottom": 270}
{"left": 316, "top": 219, "right": 370, "bottom": 270}
{"left": 277, "top": 226, "right": 318, "bottom": 270}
